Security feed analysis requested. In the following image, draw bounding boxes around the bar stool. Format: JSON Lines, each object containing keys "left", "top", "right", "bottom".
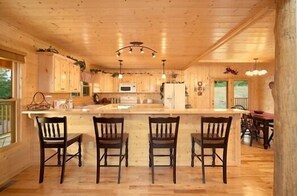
{"left": 148, "top": 116, "right": 180, "bottom": 184}
{"left": 36, "top": 116, "right": 83, "bottom": 184}
{"left": 92, "top": 117, "right": 129, "bottom": 184}
{"left": 191, "top": 116, "right": 232, "bottom": 183}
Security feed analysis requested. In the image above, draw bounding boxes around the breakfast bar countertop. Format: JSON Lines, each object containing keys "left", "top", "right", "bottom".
{"left": 22, "top": 104, "right": 247, "bottom": 116}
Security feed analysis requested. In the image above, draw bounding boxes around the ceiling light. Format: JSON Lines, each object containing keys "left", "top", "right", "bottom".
{"left": 115, "top": 41, "right": 157, "bottom": 58}
{"left": 162, "top": 59, "right": 166, "bottom": 80}
{"left": 245, "top": 58, "right": 267, "bottom": 76}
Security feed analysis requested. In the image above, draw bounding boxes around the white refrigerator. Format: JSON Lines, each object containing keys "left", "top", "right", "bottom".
{"left": 163, "top": 83, "right": 185, "bottom": 109}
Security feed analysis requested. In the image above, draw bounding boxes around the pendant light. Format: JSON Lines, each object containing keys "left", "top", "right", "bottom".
{"left": 162, "top": 59, "right": 166, "bottom": 79}
{"left": 245, "top": 58, "right": 267, "bottom": 76}
{"left": 118, "top": 59, "right": 123, "bottom": 79}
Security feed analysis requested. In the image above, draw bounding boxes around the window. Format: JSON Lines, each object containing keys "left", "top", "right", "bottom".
{"left": 212, "top": 79, "right": 249, "bottom": 109}
{"left": 214, "top": 80, "right": 228, "bottom": 109}
{"left": 0, "top": 59, "right": 18, "bottom": 148}
{"left": 234, "top": 80, "right": 248, "bottom": 109}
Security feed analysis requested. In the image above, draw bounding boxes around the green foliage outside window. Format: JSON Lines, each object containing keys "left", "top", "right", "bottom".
{"left": 0, "top": 68, "right": 12, "bottom": 99}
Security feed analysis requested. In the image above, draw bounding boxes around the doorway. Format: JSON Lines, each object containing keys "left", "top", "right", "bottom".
{"left": 212, "top": 79, "right": 249, "bottom": 109}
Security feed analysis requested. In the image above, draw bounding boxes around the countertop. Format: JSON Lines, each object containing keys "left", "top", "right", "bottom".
{"left": 22, "top": 104, "right": 247, "bottom": 116}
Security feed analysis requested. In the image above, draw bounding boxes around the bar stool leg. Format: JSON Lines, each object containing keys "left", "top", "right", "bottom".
{"left": 39, "top": 148, "right": 45, "bottom": 183}
{"left": 191, "top": 136, "right": 195, "bottom": 167}
{"left": 173, "top": 148, "right": 177, "bottom": 184}
{"left": 78, "top": 137, "right": 82, "bottom": 167}
{"left": 223, "top": 149, "right": 227, "bottom": 184}
{"left": 60, "top": 148, "right": 67, "bottom": 184}
{"left": 201, "top": 147, "right": 206, "bottom": 184}
{"left": 96, "top": 148, "right": 100, "bottom": 183}
{"left": 125, "top": 138, "right": 129, "bottom": 167}
{"left": 117, "top": 148, "right": 122, "bottom": 184}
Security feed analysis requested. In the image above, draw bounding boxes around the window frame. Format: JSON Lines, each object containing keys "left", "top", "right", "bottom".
{"left": 0, "top": 60, "right": 21, "bottom": 149}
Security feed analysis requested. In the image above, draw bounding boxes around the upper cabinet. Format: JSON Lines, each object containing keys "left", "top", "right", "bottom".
{"left": 69, "top": 63, "right": 81, "bottom": 92}
{"left": 38, "top": 52, "right": 81, "bottom": 93}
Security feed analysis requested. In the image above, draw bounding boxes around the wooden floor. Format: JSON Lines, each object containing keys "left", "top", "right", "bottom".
{"left": 0, "top": 139, "right": 274, "bottom": 196}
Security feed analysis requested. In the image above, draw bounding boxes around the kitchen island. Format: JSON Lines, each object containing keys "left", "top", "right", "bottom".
{"left": 23, "top": 104, "right": 245, "bottom": 166}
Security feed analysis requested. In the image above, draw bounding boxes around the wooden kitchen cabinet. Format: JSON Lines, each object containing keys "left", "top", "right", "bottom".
{"left": 69, "top": 63, "right": 81, "bottom": 92}
{"left": 38, "top": 52, "right": 80, "bottom": 93}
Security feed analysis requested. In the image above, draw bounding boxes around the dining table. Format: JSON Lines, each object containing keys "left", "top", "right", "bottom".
{"left": 251, "top": 111, "right": 274, "bottom": 149}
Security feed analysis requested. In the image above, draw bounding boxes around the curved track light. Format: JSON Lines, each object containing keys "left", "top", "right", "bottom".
{"left": 116, "top": 41, "right": 157, "bottom": 58}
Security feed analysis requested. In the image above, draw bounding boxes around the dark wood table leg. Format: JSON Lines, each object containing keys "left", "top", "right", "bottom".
{"left": 263, "top": 123, "right": 269, "bottom": 149}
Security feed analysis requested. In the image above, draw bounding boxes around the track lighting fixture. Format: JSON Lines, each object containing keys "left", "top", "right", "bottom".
{"left": 116, "top": 41, "right": 157, "bottom": 58}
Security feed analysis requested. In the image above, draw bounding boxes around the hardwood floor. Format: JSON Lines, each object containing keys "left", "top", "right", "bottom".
{"left": 0, "top": 139, "right": 273, "bottom": 196}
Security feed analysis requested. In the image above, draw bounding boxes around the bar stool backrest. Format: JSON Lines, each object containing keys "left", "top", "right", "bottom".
{"left": 201, "top": 116, "right": 233, "bottom": 146}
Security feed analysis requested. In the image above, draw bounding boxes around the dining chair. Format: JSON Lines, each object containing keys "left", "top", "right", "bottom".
{"left": 36, "top": 116, "right": 83, "bottom": 184}
{"left": 92, "top": 116, "right": 129, "bottom": 184}
{"left": 148, "top": 116, "right": 180, "bottom": 184}
{"left": 241, "top": 113, "right": 253, "bottom": 139}
{"left": 250, "top": 115, "right": 266, "bottom": 146}
{"left": 191, "top": 116, "right": 232, "bottom": 183}
{"left": 231, "top": 104, "right": 246, "bottom": 110}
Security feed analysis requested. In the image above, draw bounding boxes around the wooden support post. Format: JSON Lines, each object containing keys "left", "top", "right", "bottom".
{"left": 274, "top": 0, "right": 297, "bottom": 195}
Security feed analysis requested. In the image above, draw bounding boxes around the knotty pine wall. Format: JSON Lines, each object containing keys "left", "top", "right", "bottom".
{"left": 184, "top": 62, "right": 275, "bottom": 112}
{"left": 0, "top": 20, "right": 89, "bottom": 185}
{"left": 0, "top": 20, "right": 274, "bottom": 185}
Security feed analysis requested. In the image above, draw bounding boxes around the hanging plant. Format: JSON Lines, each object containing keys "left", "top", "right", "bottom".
{"left": 36, "top": 46, "right": 59, "bottom": 53}
{"left": 66, "top": 56, "right": 86, "bottom": 71}
{"left": 74, "top": 60, "right": 86, "bottom": 71}
{"left": 90, "top": 68, "right": 152, "bottom": 77}
{"left": 112, "top": 73, "right": 119, "bottom": 78}
{"left": 160, "top": 82, "right": 164, "bottom": 100}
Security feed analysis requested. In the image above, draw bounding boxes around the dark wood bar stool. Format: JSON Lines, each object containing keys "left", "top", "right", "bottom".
{"left": 36, "top": 116, "right": 82, "bottom": 184}
{"left": 191, "top": 116, "right": 232, "bottom": 183}
{"left": 92, "top": 117, "right": 129, "bottom": 184}
{"left": 148, "top": 116, "right": 180, "bottom": 184}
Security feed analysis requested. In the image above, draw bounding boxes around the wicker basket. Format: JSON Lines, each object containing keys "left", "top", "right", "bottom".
{"left": 27, "top": 92, "right": 51, "bottom": 111}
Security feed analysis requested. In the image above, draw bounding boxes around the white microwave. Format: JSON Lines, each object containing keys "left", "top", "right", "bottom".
{"left": 119, "top": 83, "right": 136, "bottom": 92}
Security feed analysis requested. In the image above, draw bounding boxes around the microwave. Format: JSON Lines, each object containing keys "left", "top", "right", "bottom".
{"left": 119, "top": 83, "right": 136, "bottom": 92}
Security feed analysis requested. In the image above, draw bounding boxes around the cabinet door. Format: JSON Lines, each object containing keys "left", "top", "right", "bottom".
{"left": 69, "top": 64, "right": 81, "bottom": 92}
{"left": 54, "top": 57, "right": 70, "bottom": 92}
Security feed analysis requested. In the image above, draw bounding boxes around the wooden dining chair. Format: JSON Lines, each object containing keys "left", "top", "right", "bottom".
{"left": 250, "top": 115, "right": 267, "bottom": 146}
{"left": 148, "top": 116, "right": 180, "bottom": 184}
{"left": 36, "top": 116, "right": 82, "bottom": 184}
{"left": 191, "top": 116, "right": 232, "bottom": 183}
{"left": 241, "top": 113, "right": 253, "bottom": 139}
{"left": 92, "top": 117, "right": 129, "bottom": 184}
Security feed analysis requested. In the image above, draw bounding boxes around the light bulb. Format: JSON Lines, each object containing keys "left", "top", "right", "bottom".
{"left": 252, "top": 70, "right": 259, "bottom": 75}
{"left": 259, "top": 70, "right": 268, "bottom": 75}
{"left": 118, "top": 73, "right": 123, "bottom": 79}
{"left": 162, "top": 74, "right": 166, "bottom": 79}
{"left": 245, "top": 71, "right": 253, "bottom": 76}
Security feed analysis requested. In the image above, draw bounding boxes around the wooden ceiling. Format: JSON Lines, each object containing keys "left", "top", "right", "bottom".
{"left": 0, "top": 0, "right": 275, "bottom": 70}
